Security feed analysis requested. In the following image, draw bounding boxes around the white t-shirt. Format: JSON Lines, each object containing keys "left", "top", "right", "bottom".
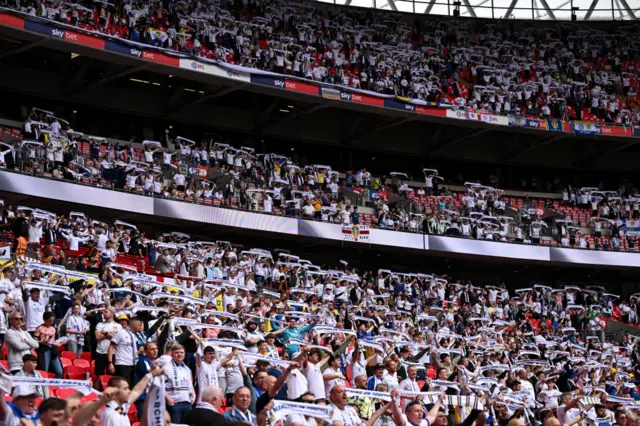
{"left": 165, "top": 360, "right": 194, "bottom": 403}
{"left": 196, "top": 359, "right": 220, "bottom": 402}
{"left": 25, "top": 297, "right": 48, "bottom": 332}
{"left": 331, "top": 405, "right": 363, "bottom": 426}
{"left": 323, "top": 366, "right": 344, "bottom": 397}
{"left": 100, "top": 401, "right": 131, "bottom": 426}
{"left": 174, "top": 173, "right": 186, "bottom": 186}
{"left": 304, "top": 362, "right": 325, "bottom": 400}
{"left": 286, "top": 368, "right": 308, "bottom": 400}
{"left": 96, "top": 322, "right": 122, "bottom": 354}
{"left": 110, "top": 328, "right": 137, "bottom": 366}
{"left": 401, "top": 415, "right": 430, "bottom": 426}
{"left": 225, "top": 359, "right": 244, "bottom": 394}
{"left": 66, "top": 314, "right": 89, "bottom": 344}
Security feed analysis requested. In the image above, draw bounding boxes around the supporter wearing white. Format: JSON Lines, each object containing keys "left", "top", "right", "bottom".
{"left": 60, "top": 230, "right": 91, "bottom": 251}
{"left": 329, "top": 385, "right": 364, "bottom": 426}
{"left": 24, "top": 288, "right": 48, "bottom": 332}
{"left": 195, "top": 345, "right": 228, "bottom": 402}
{"left": 164, "top": 344, "right": 196, "bottom": 423}
{"left": 63, "top": 303, "right": 89, "bottom": 357}
{"left": 382, "top": 360, "right": 400, "bottom": 390}
{"left": 108, "top": 316, "right": 141, "bottom": 387}
{"left": 323, "top": 355, "right": 346, "bottom": 397}
{"left": 96, "top": 308, "right": 122, "bottom": 376}
{"left": 98, "top": 370, "right": 161, "bottom": 426}
{"left": 399, "top": 366, "right": 421, "bottom": 409}
{"left": 304, "top": 349, "right": 329, "bottom": 400}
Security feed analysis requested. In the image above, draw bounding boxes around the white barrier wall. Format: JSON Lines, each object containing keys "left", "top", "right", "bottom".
{"left": 2, "top": 172, "right": 640, "bottom": 268}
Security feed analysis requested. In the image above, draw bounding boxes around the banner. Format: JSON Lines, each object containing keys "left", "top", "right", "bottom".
{"left": 146, "top": 376, "right": 166, "bottom": 426}
{"left": 597, "top": 126, "right": 632, "bottom": 137}
{"left": 321, "top": 88, "right": 341, "bottom": 100}
{"left": 250, "top": 75, "right": 284, "bottom": 89}
{"left": 446, "top": 109, "right": 467, "bottom": 120}
{"left": 340, "top": 92, "right": 384, "bottom": 107}
{"left": 12, "top": 377, "right": 93, "bottom": 393}
{"left": 284, "top": 80, "right": 318, "bottom": 95}
{"left": 525, "top": 118, "right": 547, "bottom": 130}
{"left": 269, "top": 400, "right": 333, "bottom": 425}
{"left": 0, "top": 246, "right": 9, "bottom": 260}
{"left": 622, "top": 220, "right": 640, "bottom": 236}
{"left": 508, "top": 115, "right": 526, "bottom": 127}
{"left": 342, "top": 225, "right": 370, "bottom": 242}
{"left": 547, "top": 119, "right": 564, "bottom": 132}
{"left": 573, "top": 121, "right": 598, "bottom": 135}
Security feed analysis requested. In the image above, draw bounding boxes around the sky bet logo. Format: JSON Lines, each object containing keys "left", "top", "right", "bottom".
{"left": 340, "top": 92, "right": 352, "bottom": 101}
{"left": 274, "top": 80, "right": 285, "bottom": 88}
{"left": 51, "top": 29, "right": 65, "bottom": 39}
{"left": 130, "top": 49, "right": 142, "bottom": 58}
{"left": 404, "top": 104, "right": 415, "bottom": 112}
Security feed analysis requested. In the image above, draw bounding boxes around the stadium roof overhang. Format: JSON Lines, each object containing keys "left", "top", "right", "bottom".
{"left": 0, "top": 21, "right": 640, "bottom": 172}
{"left": 320, "top": 0, "right": 639, "bottom": 20}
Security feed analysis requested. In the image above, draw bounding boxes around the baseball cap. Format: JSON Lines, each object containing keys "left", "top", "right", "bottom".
{"left": 12, "top": 386, "right": 41, "bottom": 398}
{"left": 116, "top": 313, "right": 129, "bottom": 321}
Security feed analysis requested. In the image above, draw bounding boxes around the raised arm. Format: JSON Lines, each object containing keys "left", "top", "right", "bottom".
{"left": 72, "top": 387, "right": 119, "bottom": 426}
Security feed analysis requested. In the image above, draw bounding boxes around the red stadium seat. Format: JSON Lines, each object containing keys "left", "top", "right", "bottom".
{"left": 73, "top": 359, "right": 91, "bottom": 369}
{"left": 61, "top": 351, "right": 78, "bottom": 360}
{"left": 38, "top": 370, "right": 54, "bottom": 379}
{"left": 80, "top": 353, "right": 92, "bottom": 362}
{"left": 426, "top": 365, "right": 437, "bottom": 379}
{"left": 56, "top": 388, "right": 80, "bottom": 399}
{"left": 99, "top": 375, "right": 113, "bottom": 390}
{"left": 81, "top": 393, "right": 99, "bottom": 403}
{"left": 128, "top": 405, "right": 138, "bottom": 423}
{"left": 60, "top": 358, "right": 72, "bottom": 369}
{"left": 65, "top": 365, "right": 87, "bottom": 380}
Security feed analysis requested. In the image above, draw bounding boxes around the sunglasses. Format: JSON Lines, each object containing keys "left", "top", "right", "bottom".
{"left": 302, "top": 400, "right": 316, "bottom": 404}
{"left": 11, "top": 318, "right": 23, "bottom": 321}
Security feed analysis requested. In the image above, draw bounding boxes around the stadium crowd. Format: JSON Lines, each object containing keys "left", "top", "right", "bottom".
{"left": 3, "top": 107, "right": 640, "bottom": 251}
{"left": 4, "top": 0, "right": 640, "bottom": 125}
{"left": 0, "top": 205, "right": 637, "bottom": 426}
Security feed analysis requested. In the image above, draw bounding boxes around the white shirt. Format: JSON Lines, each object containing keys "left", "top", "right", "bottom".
{"left": 110, "top": 328, "right": 137, "bottom": 366}
{"left": 399, "top": 378, "right": 420, "bottom": 408}
{"left": 286, "top": 368, "right": 308, "bottom": 400}
{"left": 100, "top": 401, "right": 131, "bottom": 426}
{"left": 196, "top": 359, "right": 220, "bottom": 402}
{"left": 66, "top": 314, "right": 89, "bottom": 344}
{"left": 165, "top": 360, "right": 194, "bottom": 403}
{"left": 96, "top": 322, "right": 122, "bottom": 354}
{"left": 304, "top": 362, "right": 325, "bottom": 400}
{"left": 225, "top": 359, "right": 243, "bottom": 394}
{"left": 402, "top": 414, "right": 430, "bottom": 426}
{"left": 382, "top": 372, "right": 399, "bottom": 390}
{"left": 25, "top": 297, "right": 48, "bottom": 332}
{"left": 330, "top": 405, "right": 363, "bottom": 426}
{"left": 323, "top": 366, "right": 344, "bottom": 397}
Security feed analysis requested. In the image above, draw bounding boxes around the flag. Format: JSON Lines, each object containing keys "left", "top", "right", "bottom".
{"left": 0, "top": 247, "right": 10, "bottom": 260}
{"left": 146, "top": 376, "right": 165, "bottom": 426}
{"left": 342, "top": 225, "right": 370, "bottom": 242}
{"left": 215, "top": 293, "right": 224, "bottom": 311}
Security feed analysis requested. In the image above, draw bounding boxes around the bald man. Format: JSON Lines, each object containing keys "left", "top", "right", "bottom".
{"left": 182, "top": 386, "right": 226, "bottom": 426}
{"left": 543, "top": 417, "right": 561, "bottom": 426}
{"left": 330, "top": 385, "right": 364, "bottom": 426}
